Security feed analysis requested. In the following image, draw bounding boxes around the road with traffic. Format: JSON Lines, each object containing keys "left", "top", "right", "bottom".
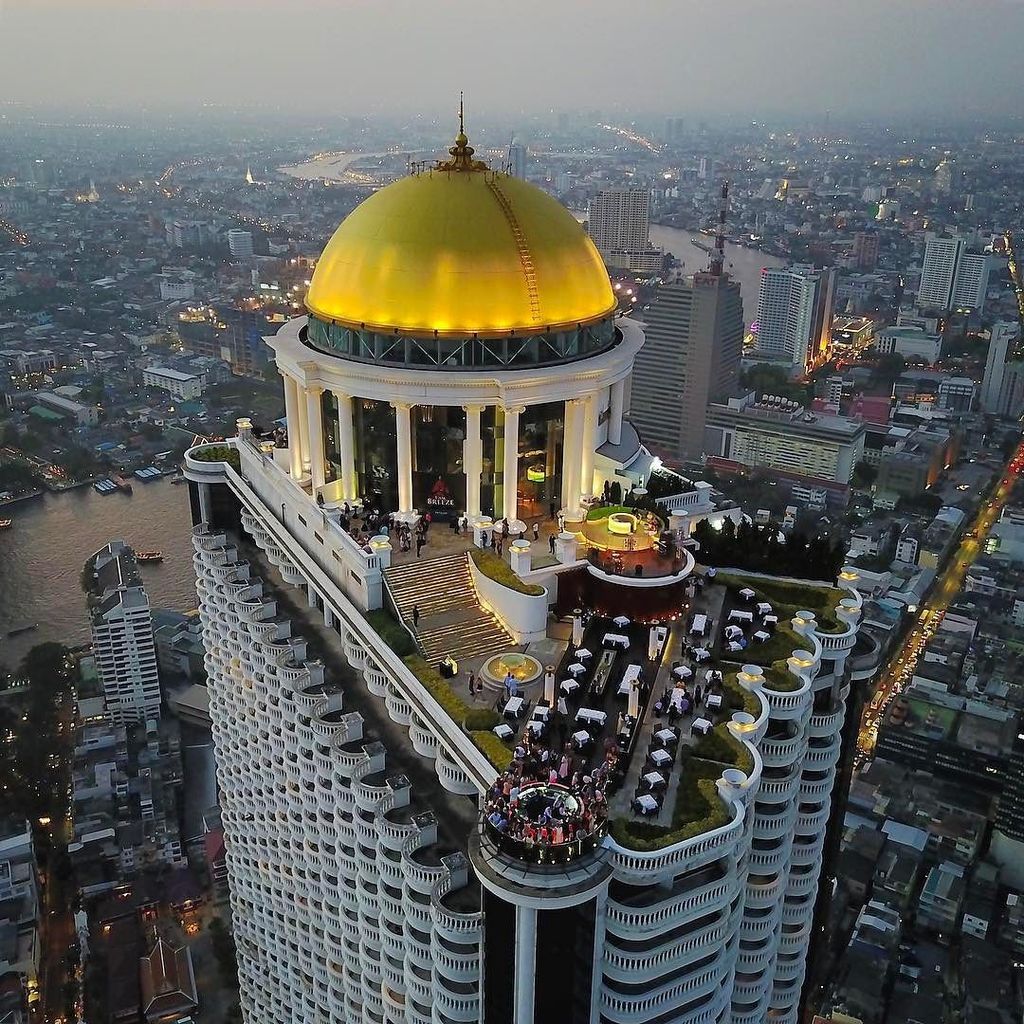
{"left": 856, "top": 439, "right": 1024, "bottom": 761}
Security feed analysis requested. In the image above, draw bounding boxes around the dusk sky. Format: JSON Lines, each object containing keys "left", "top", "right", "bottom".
{"left": 2, "top": 0, "right": 1024, "bottom": 120}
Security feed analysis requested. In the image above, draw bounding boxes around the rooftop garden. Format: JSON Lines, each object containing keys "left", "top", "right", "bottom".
{"left": 365, "top": 607, "right": 513, "bottom": 772}
{"left": 469, "top": 548, "right": 544, "bottom": 596}
{"left": 716, "top": 572, "right": 845, "bottom": 634}
{"left": 189, "top": 443, "right": 241, "bottom": 473}
{"left": 609, "top": 758, "right": 733, "bottom": 851}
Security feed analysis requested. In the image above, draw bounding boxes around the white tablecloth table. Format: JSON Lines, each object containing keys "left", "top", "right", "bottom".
{"left": 575, "top": 648, "right": 592, "bottom": 660}
{"left": 572, "top": 730, "right": 591, "bottom": 747}
{"left": 693, "top": 648, "right": 711, "bottom": 662}
{"left": 754, "top": 630, "right": 771, "bottom": 642}
{"left": 672, "top": 664, "right": 692, "bottom": 679}
{"left": 706, "top": 694, "right": 722, "bottom": 710}
{"left": 492, "top": 724, "right": 513, "bottom": 739}
{"left": 655, "top": 728, "right": 677, "bottom": 745}
{"left": 559, "top": 679, "right": 580, "bottom": 696}
{"left": 636, "top": 794, "right": 659, "bottom": 814}
{"left": 613, "top": 615, "right": 630, "bottom": 628}
{"left": 567, "top": 662, "right": 586, "bottom": 677}
{"left": 576, "top": 708, "right": 607, "bottom": 727}
{"left": 603, "top": 632, "right": 630, "bottom": 649}
{"left": 503, "top": 696, "right": 524, "bottom": 717}
{"left": 532, "top": 705, "right": 551, "bottom": 721}
{"left": 650, "top": 748, "right": 672, "bottom": 767}
{"left": 527, "top": 720, "right": 544, "bottom": 735}
{"left": 692, "top": 717, "right": 712, "bottom": 736}
{"left": 644, "top": 771, "right": 666, "bottom": 789}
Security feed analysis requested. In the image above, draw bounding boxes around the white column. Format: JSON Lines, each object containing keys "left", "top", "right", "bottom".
{"left": 281, "top": 373, "right": 303, "bottom": 479}
{"left": 561, "top": 399, "right": 582, "bottom": 511}
{"left": 609, "top": 378, "right": 626, "bottom": 446}
{"left": 393, "top": 402, "right": 414, "bottom": 514}
{"left": 463, "top": 403, "right": 484, "bottom": 518}
{"left": 294, "top": 382, "right": 311, "bottom": 472}
{"left": 579, "top": 393, "right": 597, "bottom": 502}
{"left": 197, "top": 482, "right": 212, "bottom": 524}
{"left": 513, "top": 905, "right": 537, "bottom": 1024}
{"left": 333, "top": 390, "right": 357, "bottom": 501}
{"left": 306, "top": 385, "right": 326, "bottom": 492}
{"left": 502, "top": 405, "right": 523, "bottom": 524}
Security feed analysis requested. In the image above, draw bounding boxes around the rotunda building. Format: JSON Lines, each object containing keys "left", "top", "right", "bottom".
{"left": 270, "top": 122, "right": 649, "bottom": 527}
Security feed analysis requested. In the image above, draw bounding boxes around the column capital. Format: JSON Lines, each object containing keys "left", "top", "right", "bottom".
{"left": 390, "top": 400, "right": 415, "bottom": 412}
{"left": 502, "top": 404, "right": 526, "bottom": 415}
{"left": 461, "top": 402, "right": 486, "bottom": 413}
{"left": 330, "top": 387, "right": 352, "bottom": 400}
{"left": 306, "top": 384, "right": 324, "bottom": 398}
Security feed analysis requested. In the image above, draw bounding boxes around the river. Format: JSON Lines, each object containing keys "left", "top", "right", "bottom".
{"left": 648, "top": 224, "right": 783, "bottom": 320}
{"left": 0, "top": 479, "right": 197, "bottom": 666}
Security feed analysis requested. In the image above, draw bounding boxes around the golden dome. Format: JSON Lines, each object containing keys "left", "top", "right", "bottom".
{"left": 305, "top": 141, "right": 615, "bottom": 338}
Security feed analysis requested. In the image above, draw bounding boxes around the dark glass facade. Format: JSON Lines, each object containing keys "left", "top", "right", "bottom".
{"left": 352, "top": 398, "right": 398, "bottom": 511}
{"left": 305, "top": 315, "right": 619, "bottom": 370}
{"left": 412, "top": 405, "right": 466, "bottom": 520}
{"left": 517, "top": 401, "right": 564, "bottom": 522}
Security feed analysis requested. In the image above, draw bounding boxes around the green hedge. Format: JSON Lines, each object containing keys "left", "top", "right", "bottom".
{"left": 464, "top": 708, "right": 500, "bottom": 731}
{"left": 763, "top": 663, "right": 801, "bottom": 692}
{"left": 692, "top": 724, "right": 755, "bottom": 775}
{"left": 469, "top": 548, "right": 544, "bottom": 596}
{"left": 470, "top": 731, "right": 513, "bottom": 771}
{"left": 723, "top": 673, "right": 762, "bottom": 718}
{"left": 401, "top": 655, "right": 513, "bottom": 771}
{"left": 190, "top": 444, "right": 240, "bottom": 472}
{"left": 365, "top": 609, "right": 416, "bottom": 657}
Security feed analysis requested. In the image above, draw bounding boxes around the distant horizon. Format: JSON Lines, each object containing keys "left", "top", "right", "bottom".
{"left": 2, "top": 0, "right": 1024, "bottom": 122}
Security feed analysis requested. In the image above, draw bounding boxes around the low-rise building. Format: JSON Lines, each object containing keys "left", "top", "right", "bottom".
{"left": 141, "top": 366, "right": 205, "bottom": 400}
{"left": 875, "top": 326, "right": 942, "bottom": 364}
{"left": 32, "top": 389, "right": 99, "bottom": 426}
{"left": 917, "top": 861, "right": 966, "bottom": 936}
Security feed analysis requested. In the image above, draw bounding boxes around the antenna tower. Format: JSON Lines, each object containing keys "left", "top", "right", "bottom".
{"left": 709, "top": 180, "right": 730, "bottom": 277}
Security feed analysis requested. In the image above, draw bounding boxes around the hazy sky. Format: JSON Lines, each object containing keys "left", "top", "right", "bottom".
{"left": 2, "top": 0, "right": 1024, "bottom": 122}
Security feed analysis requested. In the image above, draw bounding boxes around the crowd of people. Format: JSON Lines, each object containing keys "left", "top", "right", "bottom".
{"left": 483, "top": 737, "right": 616, "bottom": 859}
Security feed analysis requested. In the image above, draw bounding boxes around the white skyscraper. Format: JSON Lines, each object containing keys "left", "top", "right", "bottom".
{"left": 753, "top": 264, "right": 836, "bottom": 373}
{"left": 586, "top": 188, "right": 660, "bottom": 271}
{"left": 981, "top": 321, "right": 1024, "bottom": 418}
{"left": 918, "top": 232, "right": 992, "bottom": 312}
{"left": 86, "top": 541, "right": 161, "bottom": 725}
{"left": 184, "top": 122, "right": 866, "bottom": 1024}
{"left": 507, "top": 142, "right": 527, "bottom": 180}
{"left": 228, "top": 229, "right": 255, "bottom": 259}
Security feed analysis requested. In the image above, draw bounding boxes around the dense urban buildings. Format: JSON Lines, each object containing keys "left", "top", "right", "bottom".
{"left": 630, "top": 270, "right": 743, "bottom": 465}
{"left": 918, "top": 232, "right": 992, "bottom": 313}
{"left": 184, "top": 123, "right": 867, "bottom": 1024}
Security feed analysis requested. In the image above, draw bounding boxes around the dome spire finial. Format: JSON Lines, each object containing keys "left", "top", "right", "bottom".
{"left": 438, "top": 92, "right": 487, "bottom": 172}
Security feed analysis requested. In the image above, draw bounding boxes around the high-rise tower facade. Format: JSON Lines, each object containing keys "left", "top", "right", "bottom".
{"left": 630, "top": 272, "right": 743, "bottom": 465}
{"left": 185, "top": 122, "right": 866, "bottom": 1024}
{"left": 753, "top": 265, "right": 836, "bottom": 373}
{"left": 86, "top": 540, "right": 161, "bottom": 725}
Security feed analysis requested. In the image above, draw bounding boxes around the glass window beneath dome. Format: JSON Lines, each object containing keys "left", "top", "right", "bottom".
{"left": 517, "top": 402, "right": 564, "bottom": 521}
{"left": 412, "top": 406, "right": 466, "bottom": 520}
{"left": 352, "top": 398, "right": 397, "bottom": 511}
{"left": 304, "top": 316, "right": 618, "bottom": 369}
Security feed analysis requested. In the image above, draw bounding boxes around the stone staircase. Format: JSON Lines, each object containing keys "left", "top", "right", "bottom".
{"left": 383, "top": 553, "right": 517, "bottom": 664}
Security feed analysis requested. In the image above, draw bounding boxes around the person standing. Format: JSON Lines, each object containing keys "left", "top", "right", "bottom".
{"left": 412, "top": 604, "right": 421, "bottom": 630}
{"left": 532, "top": 522, "right": 540, "bottom": 542}
{"left": 549, "top": 534, "right": 556, "bottom": 555}
{"left": 416, "top": 534, "right": 424, "bottom": 558}
{"left": 468, "top": 671, "right": 477, "bottom": 700}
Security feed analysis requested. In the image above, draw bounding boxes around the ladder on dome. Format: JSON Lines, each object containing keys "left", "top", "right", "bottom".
{"left": 486, "top": 177, "right": 542, "bottom": 323}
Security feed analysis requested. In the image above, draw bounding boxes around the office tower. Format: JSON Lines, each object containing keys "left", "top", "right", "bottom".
{"left": 229, "top": 229, "right": 255, "bottom": 259}
{"left": 698, "top": 156, "right": 715, "bottom": 181}
{"left": 663, "top": 116, "right": 685, "bottom": 144}
{"left": 630, "top": 271, "right": 743, "bottom": 464}
{"left": 586, "top": 187, "right": 660, "bottom": 271}
{"left": 934, "top": 157, "right": 954, "bottom": 195}
{"left": 753, "top": 264, "right": 836, "bottom": 373}
{"left": 981, "top": 322, "right": 1024, "bottom": 418}
{"left": 85, "top": 541, "right": 161, "bottom": 725}
{"left": 166, "top": 220, "right": 210, "bottom": 250}
{"left": 918, "top": 232, "right": 992, "bottom": 313}
{"left": 852, "top": 231, "right": 879, "bottom": 271}
{"left": 507, "top": 143, "right": 527, "bottom": 180}
{"left": 184, "top": 120, "right": 864, "bottom": 1024}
